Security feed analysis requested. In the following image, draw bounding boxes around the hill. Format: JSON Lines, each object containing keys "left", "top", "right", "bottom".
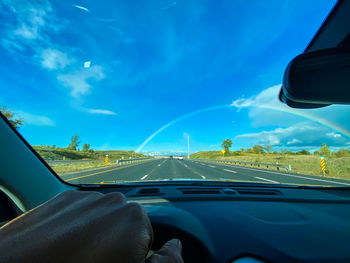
{"left": 33, "top": 146, "right": 147, "bottom": 160}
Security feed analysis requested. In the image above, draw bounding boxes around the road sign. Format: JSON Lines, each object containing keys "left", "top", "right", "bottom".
{"left": 105, "top": 154, "right": 109, "bottom": 165}
{"left": 320, "top": 156, "right": 326, "bottom": 175}
{"left": 221, "top": 150, "right": 225, "bottom": 154}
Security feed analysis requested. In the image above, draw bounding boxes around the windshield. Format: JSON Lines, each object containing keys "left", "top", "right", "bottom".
{"left": 1, "top": 0, "right": 350, "bottom": 187}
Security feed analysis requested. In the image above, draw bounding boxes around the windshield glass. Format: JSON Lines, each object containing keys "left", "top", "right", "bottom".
{"left": 1, "top": 0, "right": 350, "bottom": 187}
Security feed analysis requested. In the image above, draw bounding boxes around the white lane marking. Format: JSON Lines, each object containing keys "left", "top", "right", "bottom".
{"left": 141, "top": 174, "right": 149, "bottom": 180}
{"left": 231, "top": 166, "right": 350, "bottom": 186}
{"left": 184, "top": 164, "right": 188, "bottom": 168}
{"left": 284, "top": 174, "right": 350, "bottom": 186}
{"left": 224, "top": 169, "right": 237, "bottom": 173}
{"left": 208, "top": 165, "right": 216, "bottom": 168}
{"left": 142, "top": 159, "right": 167, "bottom": 180}
{"left": 254, "top": 177, "right": 279, "bottom": 184}
{"left": 201, "top": 176, "right": 206, "bottom": 179}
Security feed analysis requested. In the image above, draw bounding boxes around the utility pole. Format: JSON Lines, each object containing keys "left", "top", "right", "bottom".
{"left": 187, "top": 135, "right": 190, "bottom": 159}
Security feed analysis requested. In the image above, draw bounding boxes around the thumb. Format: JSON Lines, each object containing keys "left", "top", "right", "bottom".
{"left": 147, "top": 239, "right": 183, "bottom": 263}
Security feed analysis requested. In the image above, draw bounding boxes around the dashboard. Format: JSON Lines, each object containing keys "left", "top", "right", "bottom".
{"left": 2, "top": 182, "right": 350, "bottom": 262}
{"left": 84, "top": 184, "right": 350, "bottom": 263}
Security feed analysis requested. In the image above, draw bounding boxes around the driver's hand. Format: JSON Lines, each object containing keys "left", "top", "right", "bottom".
{"left": 0, "top": 190, "right": 183, "bottom": 263}
{"left": 147, "top": 239, "right": 184, "bottom": 263}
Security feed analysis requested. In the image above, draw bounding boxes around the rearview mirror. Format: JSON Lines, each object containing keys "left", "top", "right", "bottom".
{"left": 280, "top": 48, "right": 350, "bottom": 108}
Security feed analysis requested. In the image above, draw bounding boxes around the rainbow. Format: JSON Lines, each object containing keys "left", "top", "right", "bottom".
{"left": 135, "top": 103, "right": 350, "bottom": 153}
{"left": 250, "top": 104, "right": 350, "bottom": 139}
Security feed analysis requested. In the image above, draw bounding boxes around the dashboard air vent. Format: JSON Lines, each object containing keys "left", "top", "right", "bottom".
{"left": 237, "top": 190, "right": 281, "bottom": 196}
{"left": 132, "top": 188, "right": 161, "bottom": 196}
{"left": 181, "top": 189, "right": 221, "bottom": 195}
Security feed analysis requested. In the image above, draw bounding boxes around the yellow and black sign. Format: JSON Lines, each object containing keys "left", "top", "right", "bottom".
{"left": 320, "top": 156, "right": 326, "bottom": 174}
{"left": 105, "top": 154, "right": 109, "bottom": 165}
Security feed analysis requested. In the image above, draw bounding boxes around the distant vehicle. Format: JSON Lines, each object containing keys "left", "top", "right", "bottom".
{"left": 178, "top": 156, "right": 184, "bottom": 160}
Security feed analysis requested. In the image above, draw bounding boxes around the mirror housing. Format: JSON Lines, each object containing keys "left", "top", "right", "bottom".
{"left": 280, "top": 48, "right": 350, "bottom": 108}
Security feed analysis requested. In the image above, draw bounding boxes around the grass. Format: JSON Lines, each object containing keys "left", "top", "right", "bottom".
{"left": 33, "top": 146, "right": 146, "bottom": 160}
{"left": 191, "top": 151, "right": 350, "bottom": 180}
{"left": 33, "top": 146, "right": 149, "bottom": 174}
{"left": 36, "top": 147, "right": 350, "bottom": 180}
{"left": 50, "top": 160, "right": 113, "bottom": 174}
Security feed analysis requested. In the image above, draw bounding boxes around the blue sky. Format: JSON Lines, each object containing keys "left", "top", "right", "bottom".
{"left": 1, "top": 0, "right": 349, "bottom": 153}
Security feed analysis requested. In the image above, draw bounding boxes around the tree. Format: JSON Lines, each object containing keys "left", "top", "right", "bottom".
{"left": 82, "top": 143, "right": 90, "bottom": 152}
{"left": 240, "top": 148, "right": 245, "bottom": 152}
{"left": 221, "top": 139, "right": 232, "bottom": 153}
{"left": 0, "top": 106, "right": 23, "bottom": 129}
{"left": 67, "top": 134, "right": 80, "bottom": 151}
{"left": 264, "top": 145, "right": 272, "bottom": 153}
{"left": 246, "top": 148, "right": 254, "bottom": 153}
{"left": 253, "top": 145, "right": 264, "bottom": 154}
{"left": 320, "top": 143, "right": 330, "bottom": 157}
{"left": 296, "top": 149, "right": 310, "bottom": 155}
{"left": 335, "top": 149, "right": 350, "bottom": 157}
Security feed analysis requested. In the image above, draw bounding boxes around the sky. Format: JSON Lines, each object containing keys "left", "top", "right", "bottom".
{"left": 1, "top": 0, "right": 349, "bottom": 154}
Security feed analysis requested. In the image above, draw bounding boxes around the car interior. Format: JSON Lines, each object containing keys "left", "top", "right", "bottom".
{"left": 1, "top": 0, "right": 350, "bottom": 262}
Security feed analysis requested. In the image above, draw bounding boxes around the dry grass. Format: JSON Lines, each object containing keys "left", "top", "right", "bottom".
{"left": 51, "top": 161, "right": 115, "bottom": 174}
{"left": 193, "top": 153, "right": 350, "bottom": 180}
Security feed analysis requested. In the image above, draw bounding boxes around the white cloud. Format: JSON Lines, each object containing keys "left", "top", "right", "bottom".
{"left": 232, "top": 84, "right": 282, "bottom": 108}
{"left": 14, "top": 111, "right": 55, "bottom": 126}
{"left": 2, "top": 1, "right": 111, "bottom": 119}
{"left": 1, "top": 0, "right": 67, "bottom": 69}
{"left": 234, "top": 122, "right": 349, "bottom": 148}
{"left": 2, "top": 1, "right": 107, "bottom": 99}
{"left": 230, "top": 85, "right": 350, "bottom": 150}
{"left": 57, "top": 65, "right": 105, "bottom": 98}
{"left": 1, "top": 1, "right": 59, "bottom": 48}
{"left": 73, "top": 5, "right": 90, "bottom": 13}
{"left": 40, "top": 48, "right": 71, "bottom": 70}
{"left": 86, "top": 108, "right": 117, "bottom": 115}
{"left": 287, "top": 138, "right": 302, "bottom": 145}
{"left": 231, "top": 84, "right": 306, "bottom": 128}
{"left": 231, "top": 84, "right": 350, "bottom": 134}
{"left": 13, "top": 24, "right": 38, "bottom": 40}
{"left": 327, "top": 132, "right": 341, "bottom": 139}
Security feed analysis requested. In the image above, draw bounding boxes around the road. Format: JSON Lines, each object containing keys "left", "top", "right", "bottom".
{"left": 60, "top": 158, "right": 350, "bottom": 187}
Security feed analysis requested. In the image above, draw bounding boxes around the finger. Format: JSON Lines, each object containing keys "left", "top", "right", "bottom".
{"left": 104, "top": 192, "right": 126, "bottom": 202}
{"left": 147, "top": 239, "right": 183, "bottom": 263}
{"left": 124, "top": 202, "right": 154, "bottom": 247}
{"left": 158, "top": 239, "right": 182, "bottom": 255}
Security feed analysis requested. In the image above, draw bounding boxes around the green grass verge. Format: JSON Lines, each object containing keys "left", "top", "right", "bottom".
{"left": 191, "top": 152, "right": 350, "bottom": 180}
{"left": 51, "top": 160, "right": 114, "bottom": 174}
{"left": 33, "top": 146, "right": 146, "bottom": 160}
{"left": 32, "top": 146, "right": 149, "bottom": 175}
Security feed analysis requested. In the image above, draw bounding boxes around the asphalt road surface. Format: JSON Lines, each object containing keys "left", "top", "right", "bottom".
{"left": 60, "top": 158, "right": 350, "bottom": 187}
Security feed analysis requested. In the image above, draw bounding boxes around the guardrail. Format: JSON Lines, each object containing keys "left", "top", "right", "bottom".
{"left": 46, "top": 159, "right": 99, "bottom": 165}
{"left": 193, "top": 158, "right": 292, "bottom": 172}
{"left": 46, "top": 158, "right": 154, "bottom": 166}
{"left": 116, "top": 157, "right": 154, "bottom": 165}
